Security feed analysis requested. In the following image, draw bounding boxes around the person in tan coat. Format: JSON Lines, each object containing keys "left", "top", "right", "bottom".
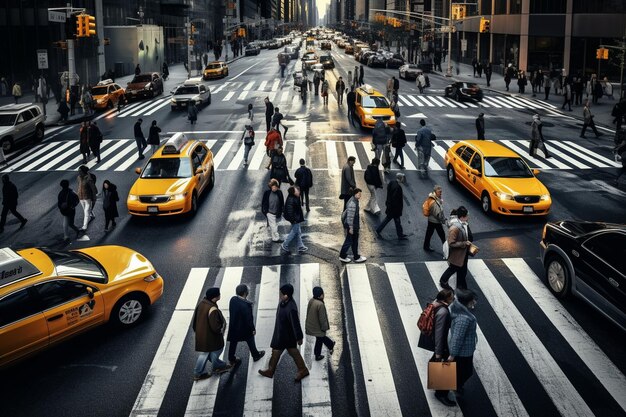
{"left": 192, "top": 287, "right": 232, "bottom": 380}
{"left": 305, "top": 286, "right": 335, "bottom": 361}
{"left": 439, "top": 206, "right": 473, "bottom": 290}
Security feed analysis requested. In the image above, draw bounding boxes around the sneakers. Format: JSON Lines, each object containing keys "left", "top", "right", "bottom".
{"left": 339, "top": 256, "right": 352, "bottom": 263}
{"left": 214, "top": 364, "right": 233, "bottom": 374}
{"left": 298, "top": 246, "right": 308, "bottom": 253}
{"left": 354, "top": 256, "right": 367, "bottom": 263}
{"left": 435, "top": 393, "right": 457, "bottom": 407}
{"left": 193, "top": 373, "right": 211, "bottom": 381}
{"left": 280, "top": 245, "right": 290, "bottom": 253}
{"left": 252, "top": 350, "right": 266, "bottom": 362}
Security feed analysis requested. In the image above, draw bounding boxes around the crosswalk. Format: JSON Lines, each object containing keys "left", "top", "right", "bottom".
{"left": 128, "top": 259, "right": 626, "bottom": 417}
{"left": 3, "top": 137, "right": 620, "bottom": 174}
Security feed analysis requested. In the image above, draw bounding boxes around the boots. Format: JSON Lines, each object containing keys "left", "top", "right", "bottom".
{"left": 289, "top": 348, "right": 309, "bottom": 382}
{"left": 258, "top": 349, "right": 281, "bottom": 378}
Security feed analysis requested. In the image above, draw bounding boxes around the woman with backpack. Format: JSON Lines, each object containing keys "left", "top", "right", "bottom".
{"left": 418, "top": 288, "right": 455, "bottom": 406}
{"left": 242, "top": 124, "right": 255, "bottom": 167}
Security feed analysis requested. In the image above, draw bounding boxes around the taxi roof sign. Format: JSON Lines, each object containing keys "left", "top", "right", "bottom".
{"left": 359, "top": 84, "right": 376, "bottom": 95}
{"left": 97, "top": 79, "right": 114, "bottom": 86}
{"left": 0, "top": 247, "right": 42, "bottom": 288}
{"left": 161, "top": 133, "right": 188, "bottom": 155}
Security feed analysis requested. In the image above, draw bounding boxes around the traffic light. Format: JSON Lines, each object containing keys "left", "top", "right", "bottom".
{"left": 452, "top": 4, "right": 466, "bottom": 20}
{"left": 237, "top": 27, "right": 246, "bottom": 37}
{"left": 76, "top": 14, "right": 85, "bottom": 37}
{"left": 480, "top": 18, "right": 490, "bottom": 33}
{"left": 596, "top": 48, "right": 609, "bottom": 60}
{"left": 85, "top": 14, "right": 96, "bottom": 37}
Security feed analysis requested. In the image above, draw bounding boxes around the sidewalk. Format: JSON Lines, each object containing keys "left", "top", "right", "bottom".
{"left": 432, "top": 61, "right": 621, "bottom": 134}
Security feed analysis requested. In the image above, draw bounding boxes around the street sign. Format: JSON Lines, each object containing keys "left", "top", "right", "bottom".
{"left": 48, "top": 10, "right": 66, "bottom": 23}
{"left": 461, "top": 39, "right": 467, "bottom": 52}
{"left": 37, "top": 49, "right": 49, "bottom": 69}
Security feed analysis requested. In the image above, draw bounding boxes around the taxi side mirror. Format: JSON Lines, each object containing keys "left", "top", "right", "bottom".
{"left": 86, "top": 287, "right": 94, "bottom": 299}
{"left": 470, "top": 168, "right": 481, "bottom": 176}
{"left": 533, "top": 169, "right": 541, "bottom": 176}
{"left": 195, "top": 167, "right": 203, "bottom": 175}
{"left": 135, "top": 167, "right": 141, "bottom": 175}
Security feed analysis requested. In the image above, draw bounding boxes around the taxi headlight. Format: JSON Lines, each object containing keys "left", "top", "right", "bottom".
{"left": 170, "top": 193, "right": 187, "bottom": 201}
{"left": 144, "top": 83, "right": 152, "bottom": 90}
{"left": 144, "top": 272, "right": 159, "bottom": 282}
{"left": 390, "top": 115, "right": 396, "bottom": 121}
{"left": 540, "top": 194, "right": 550, "bottom": 201}
{"left": 493, "top": 191, "right": 514, "bottom": 201}
{"left": 171, "top": 98, "right": 177, "bottom": 103}
{"left": 97, "top": 98, "right": 106, "bottom": 103}
{"left": 364, "top": 114, "right": 375, "bottom": 120}
{"left": 128, "top": 194, "right": 139, "bottom": 201}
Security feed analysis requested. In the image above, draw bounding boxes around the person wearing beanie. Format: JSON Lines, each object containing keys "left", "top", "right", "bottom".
{"left": 305, "top": 286, "right": 335, "bottom": 361}
{"left": 192, "top": 287, "right": 232, "bottom": 380}
{"left": 227, "top": 284, "right": 266, "bottom": 365}
{"left": 259, "top": 284, "right": 309, "bottom": 381}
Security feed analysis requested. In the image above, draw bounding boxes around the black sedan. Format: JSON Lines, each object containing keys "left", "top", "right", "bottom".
{"left": 367, "top": 54, "right": 387, "bottom": 68}
{"left": 444, "top": 81, "right": 483, "bottom": 101}
{"left": 245, "top": 44, "right": 260, "bottom": 56}
{"left": 320, "top": 55, "right": 335, "bottom": 69}
{"left": 540, "top": 221, "right": 626, "bottom": 331}
{"left": 359, "top": 51, "right": 376, "bottom": 65}
{"left": 386, "top": 53, "right": 405, "bottom": 69}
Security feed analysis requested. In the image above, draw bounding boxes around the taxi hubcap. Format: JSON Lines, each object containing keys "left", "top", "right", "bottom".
{"left": 482, "top": 196, "right": 489, "bottom": 212}
{"left": 119, "top": 299, "right": 143, "bottom": 324}
{"left": 547, "top": 261, "right": 565, "bottom": 292}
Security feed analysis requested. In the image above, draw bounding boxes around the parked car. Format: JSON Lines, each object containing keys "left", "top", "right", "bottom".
{"left": 445, "top": 81, "right": 483, "bottom": 101}
{"left": 320, "top": 54, "right": 335, "bottom": 69}
{"left": 125, "top": 73, "right": 164, "bottom": 100}
{"left": 386, "top": 53, "right": 405, "bottom": 69}
{"left": 540, "top": 221, "right": 626, "bottom": 331}
{"left": 399, "top": 64, "right": 420, "bottom": 80}
{"left": 359, "top": 51, "right": 376, "bottom": 64}
{"left": 367, "top": 54, "right": 387, "bottom": 68}
{"left": 258, "top": 40, "right": 269, "bottom": 49}
{"left": 0, "top": 103, "right": 45, "bottom": 153}
{"left": 245, "top": 43, "right": 261, "bottom": 56}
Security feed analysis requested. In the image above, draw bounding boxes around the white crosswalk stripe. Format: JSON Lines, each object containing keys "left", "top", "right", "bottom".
{"left": 127, "top": 258, "right": 624, "bottom": 417}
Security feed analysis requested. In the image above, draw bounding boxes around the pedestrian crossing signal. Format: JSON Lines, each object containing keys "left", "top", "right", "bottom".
{"left": 480, "top": 18, "right": 490, "bottom": 33}
{"left": 596, "top": 48, "right": 609, "bottom": 60}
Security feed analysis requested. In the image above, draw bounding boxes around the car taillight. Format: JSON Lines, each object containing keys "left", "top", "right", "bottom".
{"left": 144, "top": 272, "right": 159, "bottom": 282}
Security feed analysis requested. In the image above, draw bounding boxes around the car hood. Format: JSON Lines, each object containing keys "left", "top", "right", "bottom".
{"left": 130, "top": 177, "right": 192, "bottom": 196}
{"left": 79, "top": 245, "right": 155, "bottom": 283}
{"left": 127, "top": 81, "right": 149, "bottom": 90}
{"left": 488, "top": 177, "right": 548, "bottom": 195}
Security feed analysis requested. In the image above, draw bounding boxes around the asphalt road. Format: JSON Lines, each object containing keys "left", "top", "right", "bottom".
{"left": 1, "top": 41, "right": 625, "bottom": 417}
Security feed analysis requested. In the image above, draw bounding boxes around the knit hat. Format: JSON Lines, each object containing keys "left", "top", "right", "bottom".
{"left": 313, "top": 286, "right": 324, "bottom": 299}
{"left": 205, "top": 287, "right": 220, "bottom": 300}
{"left": 280, "top": 283, "right": 294, "bottom": 298}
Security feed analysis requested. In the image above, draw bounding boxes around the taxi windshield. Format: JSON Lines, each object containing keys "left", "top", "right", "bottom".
{"left": 42, "top": 250, "right": 107, "bottom": 283}
{"left": 206, "top": 63, "right": 222, "bottom": 69}
{"left": 90, "top": 86, "right": 108, "bottom": 96}
{"left": 362, "top": 96, "right": 390, "bottom": 108}
{"left": 484, "top": 157, "right": 533, "bottom": 178}
{"left": 175, "top": 86, "right": 199, "bottom": 95}
{"left": 141, "top": 158, "right": 192, "bottom": 178}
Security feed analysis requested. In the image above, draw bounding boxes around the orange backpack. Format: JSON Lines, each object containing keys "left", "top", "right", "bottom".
{"left": 422, "top": 198, "right": 433, "bottom": 217}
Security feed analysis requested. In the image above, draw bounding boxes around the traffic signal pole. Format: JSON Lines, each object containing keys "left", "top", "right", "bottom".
{"left": 95, "top": 0, "right": 105, "bottom": 77}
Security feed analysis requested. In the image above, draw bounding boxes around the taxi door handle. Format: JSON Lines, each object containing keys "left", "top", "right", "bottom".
{"left": 47, "top": 314, "right": 63, "bottom": 322}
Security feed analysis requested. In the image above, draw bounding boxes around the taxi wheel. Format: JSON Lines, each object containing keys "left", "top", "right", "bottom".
{"left": 112, "top": 294, "right": 147, "bottom": 326}
{"left": 545, "top": 254, "right": 571, "bottom": 298}
{"left": 481, "top": 192, "right": 492, "bottom": 214}
{"left": 208, "top": 168, "right": 215, "bottom": 190}
{"left": 446, "top": 165, "right": 456, "bottom": 183}
{"left": 190, "top": 192, "right": 198, "bottom": 215}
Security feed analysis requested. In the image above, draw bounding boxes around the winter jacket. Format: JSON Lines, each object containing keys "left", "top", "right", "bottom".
{"left": 80, "top": 126, "right": 90, "bottom": 153}
{"left": 344, "top": 196, "right": 360, "bottom": 231}
{"left": 305, "top": 298, "right": 330, "bottom": 337}
{"left": 227, "top": 296, "right": 256, "bottom": 342}
{"left": 264, "top": 129, "right": 283, "bottom": 151}
{"left": 272, "top": 112, "right": 284, "bottom": 126}
{"left": 583, "top": 106, "right": 593, "bottom": 123}
{"left": 102, "top": 185, "right": 119, "bottom": 218}
{"left": 347, "top": 91, "right": 356, "bottom": 109}
{"left": 391, "top": 128, "right": 407, "bottom": 148}
{"left": 475, "top": 117, "right": 485, "bottom": 135}
{"left": 393, "top": 78, "right": 399, "bottom": 91}
{"left": 372, "top": 120, "right": 388, "bottom": 145}
{"left": 417, "top": 301, "right": 451, "bottom": 356}
{"left": 261, "top": 189, "right": 284, "bottom": 217}
{"left": 148, "top": 125, "right": 162, "bottom": 145}
{"left": 77, "top": 172, "right": 97, "bottom": 201}
{"left": 133, "top": 121, "right": 144, "bottom": 139}
{"left": 364, "top": 165, "right": 383, "bottom": 188}
{"left": 336, "top": 80, "right": 346, "bottom": 94}
{"left": 340, "top": 163, "right": 356, "bottom": 196}
{"left": 295, "top": 166, "right": 313, "bottom": 189}
{"left": 265, "top": 101, "right": 274, "bottom": 117}
{"left": 88, "top": 125, "right": 102, "bottom": 149}
{"left": 283, "top": 194, "right": 304, "bottom": 224}
{"left": 58, "top": 188, "right": 79, "bottom": 216}
{"left": 270, "top": 297, "right": 303, "bottom": 350}
{"left": 12, "top": 84, "right": 21, "bottom": 97}
{"left": 415, "top": 126, "right": 433, "bottom": 155}
{"left": 385, "top": 179, "right": 403, "bottom": 218}
{"left": 386, "top": 78, "right": 394, "bottom": 92}
{"left": 448, "top": 300, "right": 478, "bottom": 358}
{"left": 426, "top": 192, "right": 445, "bottom": 224}
{"left": 193, "top": 299, "right": 226, "bottom": 352}
{"left": 543, "top": 75, "right": 551, "bottom": 89}
{"left": 447, "top": 219, "right": 471, "bottom": 267}
{"left": 2, "top": 180, "right": 19, "bottom": 207}
{"left": 187, "top": 104, "right": 198, "bottom": 121}
{"left": 269, "top": 153, "right": 289, "bottom": 182}
{"left": 531, "top": 120, "right": 544, "bottom": 142}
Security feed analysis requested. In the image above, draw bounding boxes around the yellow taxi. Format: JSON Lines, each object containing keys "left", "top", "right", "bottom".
{"left": 203, "top": 61, "right": 229, "bottom": 80}
{"left": 0, "top": 245, "right": 163, "bottom": 368}
{"left": 445, "top": 140, "right": 552, "bottom": 216}
{"left": 127, "top": 134, "right": 215, "bottom": 216}
{"left": 354, "top": 85, "right": 397, "bottom": 128}
{"left": 345, "top": 44, "right": 354, "bottom": 54}
{"left": 90, "top": 79, "right": 125, "bottom": 110}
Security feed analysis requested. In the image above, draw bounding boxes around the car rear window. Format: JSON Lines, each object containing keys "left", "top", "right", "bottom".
{"left": 206, "top": 64, "right": 222, "bottom": 69}
{"left": 175, "top": 86, "right": 199, "bottom": 95}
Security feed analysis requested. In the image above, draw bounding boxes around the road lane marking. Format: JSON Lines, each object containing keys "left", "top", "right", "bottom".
{"left": 3, "top": 143, "right": 57, "bottom": 172}
{"left": 426, "top": 95, "right": 446, "bottom": 107}
{"left": 243, "top": 81, "right": 255, "bottom": 91}
{"left": 271, "top": 79, "right": 280, "bottom": 92}
{"left": 238, "top": 91, "right": 249, "bottom": 101}
{"left": 564, "top": 140, "right": 621, "bottom": 167}
{"left": 481, "top": 97, "right": 502, "bottom": 108}
{"left": 291, "top": 140, "right": 307, "bottom": 170}
{"left": 226, "top": 140, "right": 245, "bottom": 170}
{"left": 16, "top": 141, "right": 75, "bottom": 172}
{"left": 500, "top": 139, "right": 553, "bottom": 169}
{"left": 144, "top": 98, "right": 173, "bottom": 116}
{"left": 96, "top": 142, "right": 137, "bottom": 171}
{"left": 130, "top": 268, "right": 209, "bottom": 417}
{"left": 257, "top": 80, "right": 267, "bottom": 91}
{"left": 325, "top": 141, "right": 339, "bottom": 171}
{"left": 211, "top": 82, "right": 229, "bottom": 94}
{"left": 343, "top": 141, "right": 362, "bottom": 170}
{"left": 444, "top": 97, "right": 468, "bottom": 108}
{"left": 511, "top": 140, "right": 570, "bottom": 169}
{"left": 249, "top": 141, "right": 268, "bottom": 170}
{"left": 117, "top": 100, "right": 159, "bottom": 118}
{"left": 230, "top": 62, "right": 261, "bottom": 80}
{"left": 213, "top": 139, "right": 237, "bottom": 169}
{"left": 123, "top": 98, "right": 170, "bottom": 118}
{"left": 222, "top": 91, "right": 235, "bottom": 101}
{"left": 106, "top": 101, "right": 144, "bottom": 119}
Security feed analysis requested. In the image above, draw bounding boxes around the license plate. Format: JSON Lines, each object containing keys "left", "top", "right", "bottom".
{"left": 523, "top": 206, "right": 534, "bottom": 213}
{"left": 147, "top": 206, "right": 159, "bottom": 213}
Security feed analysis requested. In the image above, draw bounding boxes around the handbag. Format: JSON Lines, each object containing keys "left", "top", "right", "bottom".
{"left": 468, "top": 243, "right": 479, "bottom": 257}
{"left": 427, "top": 360, "right": 457, "bottom": 390}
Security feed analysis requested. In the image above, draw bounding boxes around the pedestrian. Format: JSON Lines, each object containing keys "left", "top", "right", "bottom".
{"left": 358, "top": 65, "right": 364, "bottom": 86}
{"left": 415, "top": 119, "right": 434, "bottom": 172}
{"left": 372, "top": 119, "right": 388, "bottom": 159}
{"left": 57, "top": 179, "right": 81, "bottom": 241}
{"left": 363, "top": 158, "right": 382, "bottom": 214}
{"left": 393, "top": 76, "right": 400, "bottom": 96}
{"left": 381, "top": 138, "right": 392, "bottom": 174}
{"left": 38, "top": 75, "right": 48, "bottom": 116}
{"left": 375, "top": 173, "right": 408, "bottom": 240}
{"left": 321, "top": 79, "right": 329, "bottom": 105}
{"left": 346, "top": 88, "right": 356, "bottom": 126}
{"left": 471, "top": 57, "right": 477, "bottom": 77}
{"left": 117, "top": 93, "right": 127, "bottom": 112}
{"left": 69, "top": 85, "right": 78, "bottom": 116}
{"left": 339, "top": 188, "right": 366, "bottom": 263}
{"left": 475, "top": 113, "right": 485, "bottom": 140}
{"left": 271, "top": 107, "right": 289, "bottom": 138}
{"left": 267, "top": 146, "right": 291, "bottom": 186}
{"left": 261, "top": 179, "right": 284, "bottom": 243}
{"left": 0, "top": 174, "right": 27, "bottom": 234}
{"left": 504, "top": 69, "right": 511, "bottom": 91}
{"left": 484, "top": 62, "right": 492, "bottom": 87}
{"left": 188, "top": 101, "right": 198, "bottom": 125}
{"left": 417, "top": 288, "right": 455, "bottom": 407}
{"left": 422, "top": 185, "right": 446, "bottom": 252}
{"left": 79, "top": 121, "right": 91, "bottom": 163}
{"left": 264, "top": 97, "right": 274, "bottom": 132}
{"left": 594, "top": 77, "right": 604, "bottom": 104}
{"left": 241, "top": 124, "right": 255, "bottom": 167}
{"left": 281, "top": 186, "right": 308, "bottom": 254}
{"left": 192, "top": 287, "right": 233, "bottom": 381}
{"left": 247, "top": 103, "right": 254, "bottom": 121}
{"left": 264, "top": 127, "right": 283, "bottom": 158}
{"left": 57, "top": 99, "right": 70, "bottom": 122}
{"left": 574, "top": 76, "right": 583, "bottom": 106}
{"left": 517, "top": 71, "right": 527, "bottom": 94}
{"left": 543, "top": 73, "right": 551, "bottom": 100}
{"left": 581, "top": 100, "right": 601, "bottom": 138}
{"left": 134, "top": 118, "right": 147, "bottom": 160}
{"left": 101, "top": 180, "right": 119, "bottom": 232}
{"left": 391, "top": 122, "right": 407, "bottom": 168}
{"left": 347, "top": 71, "right": 353, "bottom": 90}
{"left": 162, "top": 62, "right": 169, "bottom": 80}
{"left": 259, "top": 283, "right": 309, "bottom": 382}
{"left": 476, "top": 62, "right": 483, "bottom": 78}
{"left": 447, "top": 289, "right": 479, "bottom": 400}
{"left": 417, "top": 72, "right": 426, "bottom": 94}
{"left": 391, "top": 98, "right": 401, "bottom": 123}
{"left": 386, "top": 77, "right": 394, "bottom": 100}
{"left": 313, "top": 72, "right": 321, "bottom": 96}
{"left": 336, "top": 77, "right": 345, "bottom": 105}
{"left": 562, "top": 82, "right": 572, "bottom": 111}
{"left": 89, "top": 121, "right": 103, "bottom": 163}
{"left": 12, "top": 82, "right": 21, "bottom": 104}
{"left": 135, "top": 64, "right": 141, "bottom": 76}
{"left": 280, "top": 62, "right": 286, "bottom": 78}
{"left": 77, "top": 165, "right": 97, "bottom": 231}
{"left": 81, "top": 86, "right": 93, "bottom": 115}
{"left": 294, "top": 158, "right": 313, "bottom": 211}
{"left": 0, "top": 77, "right": 7, "bottom": 96}
{"left": 305, "top": 286, "right": 335, "bottom": 361}
{"left": 354, "top": 66, "right": 359, "bottom": 88}
{"left": 227, "top": 284, "right": 266, "bottom": 365}
{"left": 148, "top": 120, "right": 162, "bottom": 154}
{"left": 340, "top": 156, "right": 357, "bottom": 210}
{"left": 529, "top": 114, "right": 551, "bottom": 158}
{"left": 439, "top": 206, "right": 473, "bottom": 290}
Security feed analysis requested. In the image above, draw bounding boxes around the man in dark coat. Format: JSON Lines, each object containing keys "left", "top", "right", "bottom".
{"left": 266, "top": 146, "right": 290, "bottom": 186}
{"left": 391, "top": 122, "right": 407, "bottom": 168}
{"left": 134, "top": 118, "right": 147, "bottom": 160}
{"left": 281, "top": 186, "right": 307, "bottom": 254}
{"left": 375, "top": 173, "right": 408, "bottom": 240}
{"left": 259, "top": 284, "right": 309, "bottom": 382}
{"left": 484, "top": 62, "right": 493, "bottom": 86}
{"left": 193, "top": 287, "right": 232, "bottom": 380}
{"left": 393, "top": 76, "right": 400, "bottom": 95}
{"left": 227, "top": 284, "right": 265, "bottom": 365}
{"left": 0, "top": 174, "right": 27, "bottom": 233}
{"left": 264, "top": 97, "right": 274, "bottom": 132}
{"left": 294, "top": 158, "right": 313, "bottom": 211}
{"left": 475, "top": 113, "right": 485, "bottom": 140}
{"left": 57, "top": 179, "right": 80, "bottom": 241}
{"left": 346, "top": 88, "right": 357, "bottom": 126}
{"left": 358, "top": 65, "right": 364, "bottom": 85}
{"left": 89, "top": 121, "right": 103, "bottom": 163}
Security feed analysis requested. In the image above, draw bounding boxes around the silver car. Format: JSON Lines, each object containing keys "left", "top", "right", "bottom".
{"left": 0, "top": 104, "right": 45, "bottom": 153}
{"left": 399, "top": 64, "right": 421, "bottom": 80}
{"left": 170, "top": 81, "right": 211, "bottom": 110}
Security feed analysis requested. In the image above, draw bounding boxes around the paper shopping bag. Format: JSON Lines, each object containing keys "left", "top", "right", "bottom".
{"left": 427, "top": 361, "right": 457, "bottom": 390}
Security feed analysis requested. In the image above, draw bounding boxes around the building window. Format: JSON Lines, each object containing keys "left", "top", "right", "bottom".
{"left": 510, "top": 0, "right": 522, "bottom": 14}
{"left": 530, "top": 0, "right": 566, "bottom": 13}
{"left": 573, "top": 0, "right": 625, "bottom": 13}
{"left": 494, "top": 0, "right": 507, "bottom": 14}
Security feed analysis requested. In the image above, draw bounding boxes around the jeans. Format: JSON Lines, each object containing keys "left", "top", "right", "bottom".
{"left": 283, "top": 222, "right": 305, "bottom": 250}
{"left": 62, "top": 211, "right": 79, "bottom": 239}
{"left": 337, "top": 92, "right": 343, "bottom": 105}
{"left": 347, "top": 107, "right": 355, "bottom": 125}
{"left": 424, "top": 221, "right": 445, "bottom": 249}
{"left": 314, "top": 336, "right": 334, "bottom": 356}
{"left": 135, "top": 137, "right": 147, "bottom": 157}
{"left": 440, "top": 254, "right": 469, "bottom": 289}
{"left": 194, "top": 348, "right": 227, "bottom": 376}
{"left": 393, "top": 147, "right": 404, "bottom": 166}
{"left": 300, "top": 187, "right": 310, "bottom": 209}
{"left": 364, "top": 184, "right": 380, "bottom": 213}
{"left": 228, "top": 336, "right": 261, "bottom": 362}
{"left": 376, "top": 216, "right": 403, "bottom": 237}
{"left": 267, "top": 213, "right": 280, "bottom": 241}
{"left": 374, "top": 144, "right": 384, "bottom": 160}
{"left": 339, "top": 228, "right": 359, "bottom": 259}
{"left": 243, "top": 144, "right": 253, "bottom": 163}
{"left": 417, "top": 148, "right": 431, "bottom": 171}
{"left": 0, "top": 205, "right": 25, "bottom": 229}
{"left": 79, "top": 199, "right": 92, "bottom": 230}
